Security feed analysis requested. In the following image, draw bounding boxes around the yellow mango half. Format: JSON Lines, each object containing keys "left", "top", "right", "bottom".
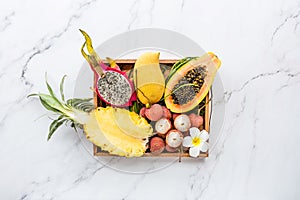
{"left": 133, "top": 52, "right": 165, "bottom": 105}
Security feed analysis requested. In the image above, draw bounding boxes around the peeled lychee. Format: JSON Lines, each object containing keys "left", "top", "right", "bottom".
{"left": 145, "top": 104, "right": 163, "bottom": 121}
{"left": 155, "top": 118, "right": 172, "bottom": 135}
{"left": 166, "top": 130, "right": 183, "bottom": 148}
{"left": 189, "top": 113, "right": 203, "bottom": 128}
{"left": 174, "top": 114, "right": 191, "bottom": 132}
{"left": 150, "top": 137, "right": 165, "bottom": 155}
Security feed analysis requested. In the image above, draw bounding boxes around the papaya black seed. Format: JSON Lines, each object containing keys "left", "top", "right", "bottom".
{"left": 171, "top": 66, "right": 207, "bottom": 105}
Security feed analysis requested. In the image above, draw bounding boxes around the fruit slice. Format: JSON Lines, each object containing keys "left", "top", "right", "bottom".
{"left": 83, "top": 110, "right": 127, "bottom": 156}
{"left": 133, "top": 52, "right": 165, "bottom": 105}
{"left": 94, "top": 107, "right": 148, "bottom": 157}
{"left": 165, "top": 52, "right": 221, "bottom": 113}
{"left": 111, "top": 108, "right": 153, "bottom": 139}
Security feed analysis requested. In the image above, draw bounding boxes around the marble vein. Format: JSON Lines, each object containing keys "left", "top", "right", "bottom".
{"left": 18, "top": 177, "right": 51, "bottom": 200}
{"left": 18, "top": 161, "right": 105, "bottom": 200}
{"left": 121, "top": 174, "right": 147, "bottom": 200}
{"left": 295, "top": 21, "right": 300, "bottom": 31}
{"left": 149, "top": 0, "right": 155, "bottom": 25}
{"left": 72, "top": 164, "right": 104, "bottom": 185}
{"left": 189, "top": 157, "right": 221, "bottom": 200}
{"left": 19, "top": 0, "right": 98, "bottom": 83}
{"left": 0, "top": 11, "right": 15, "bottom": 32}
{"left": 235, "top": 95, "right": 246, "bottom": 118}
{"left": 121, "top": 165, "right": 155, "bottom": 200}
{"left": 245, "top": 109, "right": 259, "bottom": 196}
{"left": 0, "top": 91, "right": 34, "bottom": 127}
{"left": 128, "top": 0, "right": 140, "bottom": 30}
{"left": 20, "top": 194, "right": 27, "bottom": 200}
{"left": 20, "top": 45, "right": 51, "bottom": 81}
{"left": 271, "top": 9, "right": 300, "bottom": 43}
{"left": 180, "top": 0, "right": 185, "bottom": 11}
{"left": 59, "top": 165, "right": 106, "bottom": 196}
{"left": 224, "top": 69, "right": 300, "bottom": 102}
{"left": 277, "top": 71, "right": 300, "bottom": 91}
{"left": 0, "top": 0, "right": 99, "bottom": 127}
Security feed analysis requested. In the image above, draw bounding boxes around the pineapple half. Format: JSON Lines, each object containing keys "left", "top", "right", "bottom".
{"left": 29, "top": 77, "right": 154, "bottom": 157}
{"left": 89, "top": 107, "right": 150, "bottom": 157}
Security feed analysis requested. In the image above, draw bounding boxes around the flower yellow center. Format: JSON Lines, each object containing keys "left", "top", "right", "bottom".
{"left": 192, "top": 137, "right": 201, "bottom": 146}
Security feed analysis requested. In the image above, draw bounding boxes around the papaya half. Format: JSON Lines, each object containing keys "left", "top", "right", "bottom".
{"left": 164, "top": 52, "right": 221, "bottom": 113}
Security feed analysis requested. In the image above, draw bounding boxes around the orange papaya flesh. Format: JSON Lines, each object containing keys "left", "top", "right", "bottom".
{"left": 164, "top": 52, "right": 221, "bottom": 113}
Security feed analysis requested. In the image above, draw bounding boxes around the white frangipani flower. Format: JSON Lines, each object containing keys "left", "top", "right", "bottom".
{"left": 182, "top": 127, "right": 209, "bottom": 158}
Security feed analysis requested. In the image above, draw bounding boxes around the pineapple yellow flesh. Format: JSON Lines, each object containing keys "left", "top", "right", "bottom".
{"left": 94, "top": 107, "right": 149, "bottom": 157}
{"left": 83, "top": 110, "right": 126, "bottom": 156}
{"left": 111, "top": 108, "right": 153, "bottom": 139}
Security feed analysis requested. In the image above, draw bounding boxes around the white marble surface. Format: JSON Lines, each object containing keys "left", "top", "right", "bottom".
{"left": 1, "top": 0, "right": 300, "bottom": 199}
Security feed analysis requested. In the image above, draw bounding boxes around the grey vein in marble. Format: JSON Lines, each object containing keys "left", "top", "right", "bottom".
{"left": 224, "top": 69, "right": 300, "bottom": 102}
{"left": 190, "top": 159, "right": 218, "bottom": 199}
{"left": 271, "top": 9, "right": 300, "bottom": 43}
{"left": 19, "top": 0, "right": 98, "bottom": 83}
{"left": 294, "top": 21, "right": 300, "bottom": 31}
{"left": 128, "top": 0, "right": 140, "bottom": 30}
{"left": 0, "top": 0, "right": 99, "bottom": 126}
{"left": 277, "top": 71, "right": 300, "bottom": 91}
{"left": 121, "top": 165, "right": 156, "bottom": 200}
{"left": 19, "top": 177, "right": 51, "bottom": 200}
{"left": 0, "top": 91, "right": 34, "bottom": 127}
{"left": 0, "top": 11, "right": 15, "bottom": 32}
{"left": 244, "top": 109, "right": 259, "bottom": 196}
{"left": 149, "top": 0, "right": 155, "bottom": 25}
{"left": 235, "top": 96, "right": 246, "bottom": 118}
{"left": 180, "top": 0, "right": 185, "bottom": 11}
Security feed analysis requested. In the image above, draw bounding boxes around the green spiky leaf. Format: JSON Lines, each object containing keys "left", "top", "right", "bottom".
{"left": 60, "top": 75, "right": 67, "bottom": 101}
{"left": 48, "top": 116, "right": 67, "bottom": 141}
{"left": 28, "top": 74, "right": 91, "bottom": 140}
{"left": 30, "top": 93, "right": 70, "bottom": 114}
{"left": 45, "top": 74, "right": 66, "bottom": 109}
{"left": 66, "top": 98, "right": 94, "bottom": 112}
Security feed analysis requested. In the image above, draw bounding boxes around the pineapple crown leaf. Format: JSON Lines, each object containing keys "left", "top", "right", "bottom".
{"left": 28, "top": 74, "right": 94, "bottom": 140}
{"left": 60, "top": 75, "right": 67, "bottom": 101}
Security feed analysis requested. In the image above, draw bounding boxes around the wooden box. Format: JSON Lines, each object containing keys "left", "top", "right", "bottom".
{"left": 93, "top": 60, "right": 210, "bottom": 158}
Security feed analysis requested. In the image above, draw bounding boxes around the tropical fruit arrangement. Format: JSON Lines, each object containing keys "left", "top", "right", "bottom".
{"left": 30, "top": 30, "right": 221, "bottom": 158}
